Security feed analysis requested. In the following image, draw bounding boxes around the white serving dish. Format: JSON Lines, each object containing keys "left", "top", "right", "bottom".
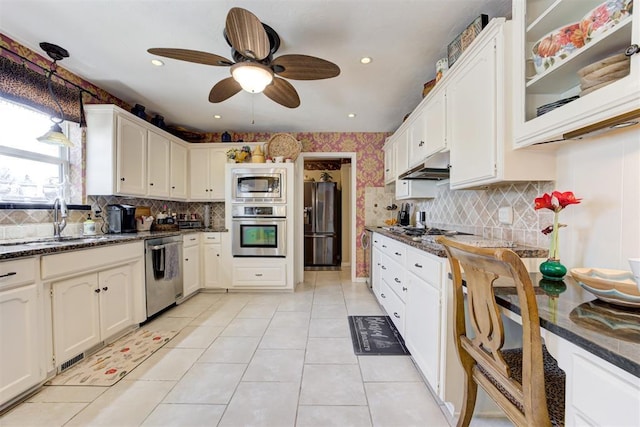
{"left": 570, "top": 268, "right": 640, "bottom": 308}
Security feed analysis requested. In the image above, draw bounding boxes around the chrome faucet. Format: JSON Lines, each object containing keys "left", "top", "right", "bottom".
{"left": 52, "top": 197, "right": 68, "bottom": 239}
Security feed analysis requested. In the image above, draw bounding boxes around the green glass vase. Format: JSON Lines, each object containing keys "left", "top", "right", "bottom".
{"left": 539, "top": 259, "right": 567, "bottom": 281}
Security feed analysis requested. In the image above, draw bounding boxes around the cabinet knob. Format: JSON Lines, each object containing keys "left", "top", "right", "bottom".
{"left": 414, "top": 263, "right": 423, "bottom": 268}
{"left": 393, "top": 312, "right": 400, "bottom": 319}
{"left": 205, "top": 189, "right": 209, "bottom": 192}
{"left": 209, "top": 188, "right": 213, "bottom": 191}
{"left": 382, "top": 244, "right": 387, "bottom": 248}
{"left": 185, "top": 258, "right": 189, "bottom": 262}
{"left": 94, "top": 288, "right": 101, "bottom": 293}
{"left": 102, "top": 287, "right": 108, "bottom": 291}
{"left": 0, "top": 272, "right": 17, "bottom": 278}
{"left": 395, "top": 252, "right": 402, "bottom": 256}
{"left": 255, "top": 273, "right": 263, "bottom": 277}
{"left": 402, "top": 286, "right": 408, "bottom": 292}
{"left": 625, "top": 44, "right": 639, "bottom": 57}
{"left": 381, "top": 265, "right": 387, "bottom": 270}
{"left": 149, "top": 182, "right": 154, "bottom": 186}
{"left": 381, "top": 293, "right": 386, "bottom": 298}
{"left": 172, "top": 186, "right": 176, "bottom": 189}
{"left": 419, "top": 140, "right": 425, "bottom": 147}
{"left": 394, "top": 277, "right": 401, "bottom": 283}
{"left": 217, "top": 254, "right": 220, "bottom": 257}
{"left": 120, "top": 177, "right": 125, "bottom": 181}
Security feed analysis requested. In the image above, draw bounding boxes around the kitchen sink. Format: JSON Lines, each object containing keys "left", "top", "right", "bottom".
{"left": 21, "top": 236, "right": 109, "bottom": 246}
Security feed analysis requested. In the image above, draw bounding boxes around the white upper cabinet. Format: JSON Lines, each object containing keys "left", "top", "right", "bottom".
{"left": 147, "top": 131, "right": 171, "bottom": 198}
{"left": 446, "top": 19, "right": 556, "bottom": 189}
{"left": 383, "top": 140, "right": 395, "bottom": 184}
{"left": 86, "top": 104, "right": 189, "bottom": 200}
{"left": 422, "top": 87, "right": 447, "bottom": 158}
{"left": 189, "top": 147, "right": 228, "bottom": 201}
{"left": 394, "top": 128, "right": 409, "bottom": 179}
{"left": 513, "top": 0, "right": 640, "bottom": 146}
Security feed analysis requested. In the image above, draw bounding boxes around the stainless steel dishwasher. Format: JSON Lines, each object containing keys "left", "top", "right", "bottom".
{"left": 145, "top": 235, "right": 183, "bottom": 317}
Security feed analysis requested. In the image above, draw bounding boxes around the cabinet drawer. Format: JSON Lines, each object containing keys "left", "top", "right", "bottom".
{"left": 0, "top": 258, "right": 37, "bottom": 290}
{"left": 183, "top": 233, "right": 201, "bottom": 247}
{"left": 233, "top": 264, "right": 286, "bottom": 287}
{"left": 380, "top": 255, "right": 407, "bottom": 302}
{"left": 407, "top": 249, "right": 442, "bottom": 286}
{"left": 379, "top": 280, "right": 405, "bottom": 336}
{"left": 202, "top": 232, "right": 221, "bottom": 244}
{"left": 380, "top": 238, "right": 406, "bottom": 264}
{"left": 372, "top": 233, "right": 385, "bottom": 250}
{"left": 41, "top": 241, "right": 143, "bottom": 280}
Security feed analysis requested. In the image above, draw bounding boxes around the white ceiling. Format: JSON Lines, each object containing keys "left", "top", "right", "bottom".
{"left": 0, "top": 0, "right": 511, "bottom": 133}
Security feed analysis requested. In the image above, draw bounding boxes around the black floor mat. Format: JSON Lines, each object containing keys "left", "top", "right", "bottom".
{"left": 348, "top": 315, "right": 410, "bottom": 356}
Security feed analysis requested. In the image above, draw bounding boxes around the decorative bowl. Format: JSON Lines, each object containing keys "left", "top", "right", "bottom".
{"left": 570, "top": 268, "right": 640, "bottom": 308}
{"left": 581, "top": 0, "right": 634, "bottom": 44}
{"left": 531, "top": 22, "right": 584, "bottom": 75}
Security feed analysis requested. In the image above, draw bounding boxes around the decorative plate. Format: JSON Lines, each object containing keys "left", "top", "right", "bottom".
{"left": 570, "top": 268, "right": 640, "bottom": 308}
{"left": 266, "top": 133, "right": 302, "bottom": 160}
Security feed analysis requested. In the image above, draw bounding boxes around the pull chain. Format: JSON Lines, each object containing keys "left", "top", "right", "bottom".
{"left": 251, "top": 95, "right": 255, "bottom": 125}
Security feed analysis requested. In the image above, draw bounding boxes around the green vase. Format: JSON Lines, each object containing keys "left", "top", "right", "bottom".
{"left": 539, "top": 259, "right": 567, "bottom": 281}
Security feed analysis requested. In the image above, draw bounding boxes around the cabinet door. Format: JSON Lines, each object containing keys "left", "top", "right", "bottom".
{"left": 447, "top": 38, "right": 497, "bottom": 187}
{"left": 116, "top": 115, "right": 147, "bottom": 196}
{"left": 405, "top": 273, "right": 441, "bottom": 393}
{"left": 383, "top": 142, "right": 395, "bottom": 184}
{"left": 147, "top": 131, "right": 171, "bottom": 198}
{"left": 98, "top": 265, "right": 134, "bottom": 341}
{"left": 209, "top": 149, "right": 228, "bottom": 200}
{"left": 189, "top": 148, "right": 211, "bottom": 200}
{"left": 371, "top": 246, "right": 382, "bottom": 296}
{"left": 183, "top": 244, "right": 201, "bottom": 297}
{"left": 52, "top": 274, "right": 101, "bottom": 365}
{"left": 394, "top": 129, "right": 409, "bottom": 179}
{"left": 0, "top": 284, "right": 42, "bottom": 403}
{"left": 423, "top": 88, "right": 447, "bottom": 156}
{"left": 408, "top": 113, "right": 429, "bottom": 167}
{"left": 203, "top": 244, "right": 221, "bottom": 288}
{"left": 170, "top": 141, "right": 188, "bottom": 199}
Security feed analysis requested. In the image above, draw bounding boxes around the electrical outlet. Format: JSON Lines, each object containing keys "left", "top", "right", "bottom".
{"left": 498, "top": 206, "right": 513, "bottom": 225}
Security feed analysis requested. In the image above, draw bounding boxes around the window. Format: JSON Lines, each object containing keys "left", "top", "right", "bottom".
{"left": 0, "top": 98, "right": 70, "bottom": 203}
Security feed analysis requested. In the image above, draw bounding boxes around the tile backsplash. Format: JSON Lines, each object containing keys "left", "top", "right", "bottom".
{"left": 0, "top": 197, "right": 225, "bottom": 241}
{"left": 364, "top": 181, "right": 556, "bottom": 248}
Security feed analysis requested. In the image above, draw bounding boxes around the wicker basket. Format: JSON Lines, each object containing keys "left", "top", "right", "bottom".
{"left": 266, "top": 133, "right": 301, "bottom": 160}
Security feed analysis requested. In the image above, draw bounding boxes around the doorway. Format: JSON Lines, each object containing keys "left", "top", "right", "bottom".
{"left": 294, "top": 152, "right": 357, "bottom": 283}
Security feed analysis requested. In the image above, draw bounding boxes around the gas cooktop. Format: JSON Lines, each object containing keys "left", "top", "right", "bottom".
{"left": 385, "top": 226, "right": 469, "bottom": 236}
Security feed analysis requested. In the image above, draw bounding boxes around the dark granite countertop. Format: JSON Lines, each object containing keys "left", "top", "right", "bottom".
{"left": 487, "top": 274, "right": 640, "bottom": 378}
{"left": 0, "top": 228, "right": 228, "bottom": 260}
{"left": 366, "top": 226, "right": 547, "bottom": 259}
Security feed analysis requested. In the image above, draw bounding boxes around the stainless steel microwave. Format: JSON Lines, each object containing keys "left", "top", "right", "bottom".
{"left": 231, "top": 168, "right": 286, "bottom": 203}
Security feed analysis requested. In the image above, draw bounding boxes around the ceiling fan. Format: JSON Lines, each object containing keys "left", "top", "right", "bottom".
{"left": 148, "top": 7, "right": 340, "bottom": 108}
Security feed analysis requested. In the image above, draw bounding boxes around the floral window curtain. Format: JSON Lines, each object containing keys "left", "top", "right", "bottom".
{"left": 0, "top": 56, "right": 83, "bottom": 123}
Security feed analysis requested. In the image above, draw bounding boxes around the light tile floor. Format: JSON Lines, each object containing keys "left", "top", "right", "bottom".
{"left": 1, "top": 269, "right": 512, "bottom": 426}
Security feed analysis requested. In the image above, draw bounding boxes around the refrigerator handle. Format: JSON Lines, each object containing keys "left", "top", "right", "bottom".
{"left": 303, "top": 207, "right": 312, "bottom": 225}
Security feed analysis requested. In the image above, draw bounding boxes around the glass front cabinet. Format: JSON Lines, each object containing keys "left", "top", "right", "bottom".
{"left": 513, "top": 0, "right": 639, "bottom": 147}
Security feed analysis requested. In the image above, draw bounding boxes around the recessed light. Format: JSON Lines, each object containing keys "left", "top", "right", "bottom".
{"left": 347, "top": 113, "right": 356, "bottom": 118}
{"left": 360, "top": 57, "right": 372, "bottom": 64}
{"left": 213, "top": 115, "right": 222, "bottom": 119}
{"left": 151, "top": 59, "right": 164, "bottom": 67}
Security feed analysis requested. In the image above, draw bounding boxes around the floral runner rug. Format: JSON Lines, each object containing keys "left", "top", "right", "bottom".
{"left": 47, "top": 329, "right": 178, "bottom": 387}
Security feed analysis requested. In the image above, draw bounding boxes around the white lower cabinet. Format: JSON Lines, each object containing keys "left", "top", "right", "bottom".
{"left": 404, "top": 248, "right": 444, "bottom": 394}
{"left": 202, "top": 232, "right": 222, "bottom": 289}
{"left": 231, "top": 258, "right": 287, "bottom": 289}
{"left": 52, "top": 265, "right": 134, "bottom": 366}
{"left": 0, "top": 257, "right": 45, "bottom": 408}
{"left": 182, "top": 233, "right": 201, "bottom": 297}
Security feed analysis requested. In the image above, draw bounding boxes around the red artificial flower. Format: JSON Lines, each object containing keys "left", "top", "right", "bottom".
{"left": 153, "top": 336, "right": 162, "bottom": 340}
{"left": 120, "top": 347, "right": 130, "bottom": 353}
{"left": 552, "top": 191, "right": 582, "bottom": 209}
{"left": 534, "top": 193, "right": 555, "bottom": 211}
{"left": 105, "top": 368, "right": 117, "bottom": 375}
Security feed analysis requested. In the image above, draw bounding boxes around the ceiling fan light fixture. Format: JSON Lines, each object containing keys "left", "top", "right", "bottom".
{"left": 231, "top": 62, "right": 274, "bottom": 93}
{"left": 37, "top": 122, "right": 74, "bottom": 148}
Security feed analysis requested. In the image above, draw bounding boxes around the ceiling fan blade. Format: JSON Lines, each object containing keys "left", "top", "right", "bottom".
{"left": 209, "top": 77, "right": 242, "bottom": 103}
{"left": 225, "top": 7, "right": 270, "bottom": 60}
{"left": 272, "top": 54, "right": 340, "bottom": 80}
{"left": 147, "top": 48, "right": 233, "bottom": 66}
{"left": 263, "top": 77, "right": 301, "bottom": 108}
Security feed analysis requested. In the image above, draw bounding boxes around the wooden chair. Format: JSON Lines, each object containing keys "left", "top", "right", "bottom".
{"left": 436, "top": 237, "right": 565, "bottom": 427}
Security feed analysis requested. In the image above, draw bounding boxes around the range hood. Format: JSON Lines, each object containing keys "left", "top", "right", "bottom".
{"left": 398, "top": 150, "right": 450, "bottom": 180}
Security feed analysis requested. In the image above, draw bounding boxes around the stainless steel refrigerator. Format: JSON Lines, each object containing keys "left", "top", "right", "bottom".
{"left": 304, "top": 181, "right": 341, "bottom": 266}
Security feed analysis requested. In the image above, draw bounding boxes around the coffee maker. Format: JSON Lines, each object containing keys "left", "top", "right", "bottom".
{"left": 106, "top": 204, "right": 136, "bottom": 233}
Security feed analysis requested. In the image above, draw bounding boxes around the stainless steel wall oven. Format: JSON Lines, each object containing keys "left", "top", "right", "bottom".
{"left": 232, "top": 205, "right": 287, "bottom": 257}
